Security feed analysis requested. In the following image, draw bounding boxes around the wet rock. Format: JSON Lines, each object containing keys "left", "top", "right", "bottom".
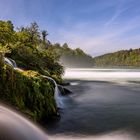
{"left": 58, "top": 85, "right": 72, "bottom": 96}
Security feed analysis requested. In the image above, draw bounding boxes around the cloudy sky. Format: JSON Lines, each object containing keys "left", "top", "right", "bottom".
{"left": 1, "top": 0, "right": 140, "bottom": 56}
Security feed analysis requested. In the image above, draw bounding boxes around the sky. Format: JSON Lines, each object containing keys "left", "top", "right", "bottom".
{"left": 1, "top": 0, "right": 140, "bottom": 56}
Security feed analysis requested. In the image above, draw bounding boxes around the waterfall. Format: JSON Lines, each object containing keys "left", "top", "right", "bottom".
{"left": 4, "top": 57, "right": 63, "bottom": 108}
{"left": 9, "top": 58, "right": 17, "bottom": 68}
{"left": 42, "top": 75, "right": 63, "bottom": 108}
{"left": 64, "top": 68, "right": 140, "bottom": 82}
{"left": 4, "top": 57, "right": 15, "bottom": 67}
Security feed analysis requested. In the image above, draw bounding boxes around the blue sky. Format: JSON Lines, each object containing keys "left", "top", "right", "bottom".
{"left": 1, "top": 0, "right": 140, "bottom": 56}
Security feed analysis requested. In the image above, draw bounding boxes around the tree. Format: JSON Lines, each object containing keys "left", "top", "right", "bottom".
{"left": 75, "top": 48, "right": 85, "bottom": 56}
{"left": 0, "top": 20, "right": 15, "bottom": 45}
{"left": 42, "top": 30, "right": 48, "bottom": 43}
{"left": 16, "top": 27, "right": 31, "bottom": 45}
{"left": 62, "top": 43, "right": 69, "bottom": 49}
{"left": 27, "top": 22, "right": 40, "bottom": 45}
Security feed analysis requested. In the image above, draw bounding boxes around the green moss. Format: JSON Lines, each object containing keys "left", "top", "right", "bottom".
{"left": 0, "top": 64, "right": 57, "bottom": 122}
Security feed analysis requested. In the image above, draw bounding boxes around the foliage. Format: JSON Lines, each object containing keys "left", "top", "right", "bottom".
{"left": 0, "top": 20, "right": 64, "bottom": 121}
{"left": 93, "top": 48, "right": 140, "bottom": 67}
{"left": 49, "top": 43, "right": 94, "bottom": 68}
{"left": 0, "top": 63, "right": 57, "bottom": 121}
{"left": 0, "top": 20, "right": 15, "bottom": 45}
{"left": 0, "top": 20, "right": 63, "bottom": 82}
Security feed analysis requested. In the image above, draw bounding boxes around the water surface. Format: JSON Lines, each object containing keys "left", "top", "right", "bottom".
{"left": 48, "top": 69, "right": 140, "bottom": 140}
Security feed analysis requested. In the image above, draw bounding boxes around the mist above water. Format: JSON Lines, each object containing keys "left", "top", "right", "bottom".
{"left": 64, "top": 68, "right": 140, "bottom": 83}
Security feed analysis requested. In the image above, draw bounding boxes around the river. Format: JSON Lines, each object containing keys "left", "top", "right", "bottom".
{"left": 47, "top": 68, "right": 140, "bottom": 140}
{"left": 1, "top": 68, "right": 140, "bottom": 140}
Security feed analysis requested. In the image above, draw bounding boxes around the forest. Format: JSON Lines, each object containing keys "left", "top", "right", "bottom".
{"left": 93, "top": 48, "right": 140, "bottom": 67}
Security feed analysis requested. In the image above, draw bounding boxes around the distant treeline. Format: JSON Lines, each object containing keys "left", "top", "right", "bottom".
{"left": 50, "top": 43, "right": 94, "bottom": 68}
{"left": 93, "top": 48, "right": 140, "bottom": 67}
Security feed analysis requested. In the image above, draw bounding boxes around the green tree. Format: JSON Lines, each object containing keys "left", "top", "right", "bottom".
{"left": 0, "top": 20, "right": 15, "bottom": 45}
{"left": 28, "top": 22, "right": 40, "bottom": 45}
{"left": 42, "top": 30, "right": 48, "bottom": 43}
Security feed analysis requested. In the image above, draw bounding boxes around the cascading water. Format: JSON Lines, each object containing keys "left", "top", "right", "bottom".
{"left": 64, "top": 68, "right": 140, "bottom": 84}
{"left": 9, "top": 58, "right": 17, "bottom": 68}
{"left": 42, "top": 75, "right": 63, "bottom": 108}
{"left": 4, "top": 57, "right": 15, "bottom": 67}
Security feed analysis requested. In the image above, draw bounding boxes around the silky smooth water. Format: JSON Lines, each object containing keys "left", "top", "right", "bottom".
{"left": 42, "top": 75, "right": 63, "bottom": 108}
{"left": 47, "top": 68, "right": 140, "bottom": 140}
{"left": 64, "top": 68, "right": 140, "bottom": 82}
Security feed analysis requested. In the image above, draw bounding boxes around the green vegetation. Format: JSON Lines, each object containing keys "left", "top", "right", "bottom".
{"left": 93, "top": 48, "right": 140, "bottom": 67}
{"left": 0, "top": 20, "right": 64, "bottom": 121}
{"left": 49, "top": 43, "right": 94, "bottom": 68}
{"left": 0, "top": 64, "right": 57, "bottom": 121}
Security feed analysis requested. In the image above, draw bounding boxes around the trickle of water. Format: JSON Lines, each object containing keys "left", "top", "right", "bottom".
{"left": 9, "top": 58, "right": 17, "bottom": 68}
{"left": 42, "top": 75, "right": 63, "bottom": 108}
{"left": 4, "top": 57, "right": 15, "bottom": 67}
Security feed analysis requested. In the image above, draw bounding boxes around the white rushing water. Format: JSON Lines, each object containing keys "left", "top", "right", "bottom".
{"left": 4, "top": 57, "right": 17, "bottom": 68}
{"left": 41, "top": 75, "right": 63, "bottom": 108}
{"left": 64, "top": 68, "right": 140, "bottom": 84}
